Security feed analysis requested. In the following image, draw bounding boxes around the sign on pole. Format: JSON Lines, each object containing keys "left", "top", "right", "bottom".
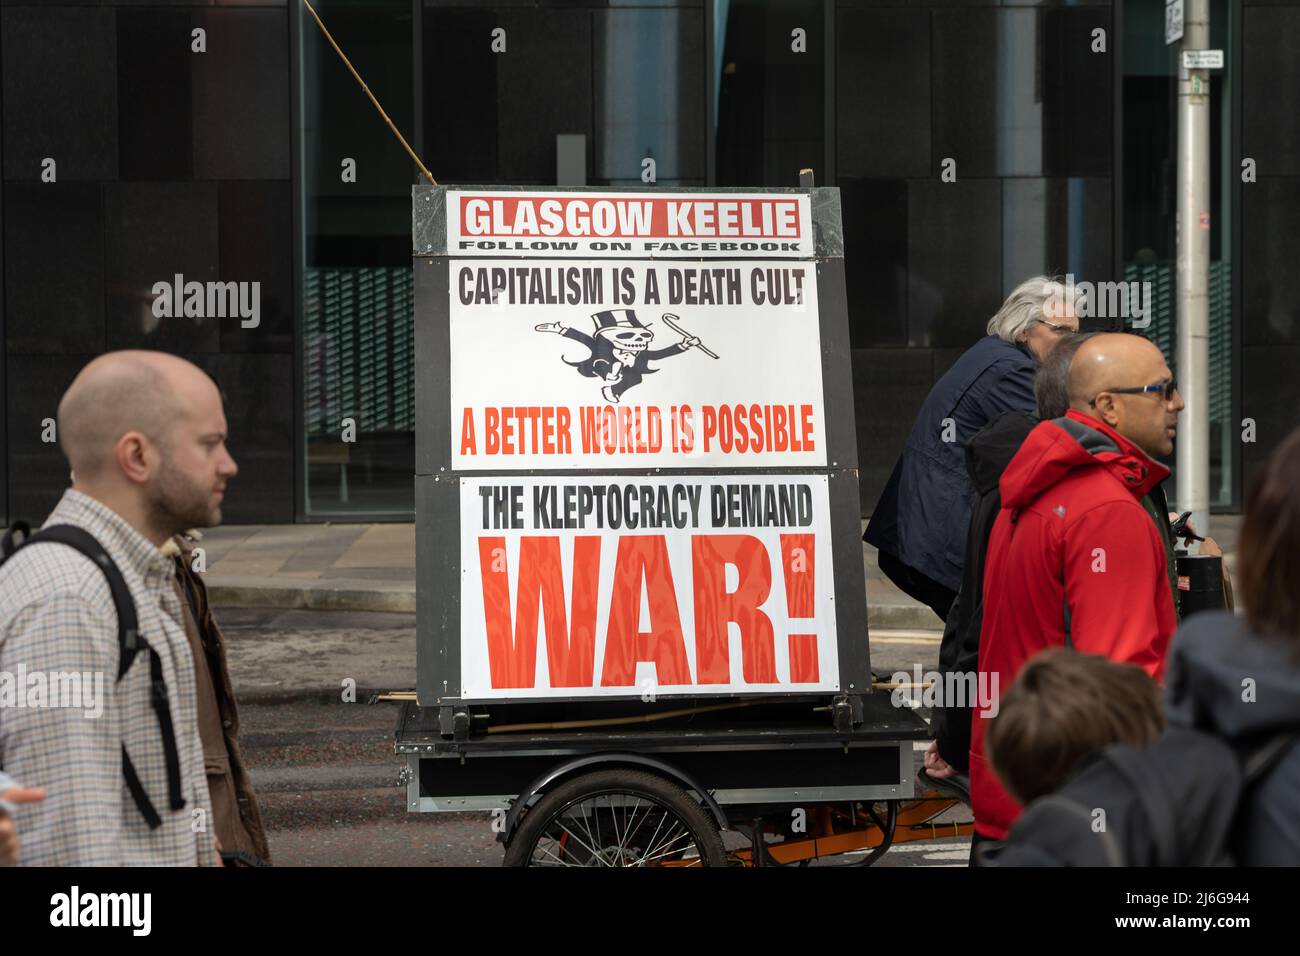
{"left": 1182, "top": 50, "right": 1224, "bottom": 70}
{"left": 1166, "top": 0, "right": 1184, "bottom": 46}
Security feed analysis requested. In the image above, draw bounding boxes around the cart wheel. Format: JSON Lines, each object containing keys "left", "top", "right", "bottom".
{"left": 503, "top": 769, "right": 726, "bottom": 867}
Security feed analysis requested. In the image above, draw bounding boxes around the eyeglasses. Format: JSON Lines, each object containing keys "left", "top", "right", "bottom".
{"left": 1088, "top": 380, "right": 1180, "bottom": 406}
{"left": 1033, "top": 319, "right": 1078, "bottom": 335}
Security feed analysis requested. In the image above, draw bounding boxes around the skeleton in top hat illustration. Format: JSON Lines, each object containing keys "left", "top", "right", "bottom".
{"left": 534, "top": 309, "right": 714, "bottom": 404}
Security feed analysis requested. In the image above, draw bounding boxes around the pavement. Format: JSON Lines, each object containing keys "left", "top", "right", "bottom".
{"left": 238, "top": 695, "right": 968, "bottom": 866}
{"left": 199, "top": 515, "right": 1244, "bottom": 633}
{"left": 198, "top": 520, "right": 943, "bottom": 629}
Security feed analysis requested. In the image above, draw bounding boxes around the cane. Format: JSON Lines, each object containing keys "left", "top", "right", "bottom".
{"left": 661, "top": 314, "right": 719, "bottom": 359}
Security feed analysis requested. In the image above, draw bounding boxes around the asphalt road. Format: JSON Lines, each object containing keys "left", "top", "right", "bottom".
{"left": 223, "top": 608, "right": 971, "bottom": 867}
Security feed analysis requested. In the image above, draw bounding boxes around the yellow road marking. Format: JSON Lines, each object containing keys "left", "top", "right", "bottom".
{"left": 871, "top": 632, "right": 942, "bottom": 645}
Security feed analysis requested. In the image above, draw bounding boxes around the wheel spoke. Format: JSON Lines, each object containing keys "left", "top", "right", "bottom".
{"left": 638, "top": 829, "right": 696, "bottom": 866}
{"left": 621, "top": 797, "right": 647, "bottom": 856}
{"left": 608, "top": 794, "right": 625, "bottom": 855}
{"left": 532, "top": 839, "right": 575, "bottom": 867}
{"left": 640, "top": 818, "right": 690, "bottom": 863}
{"left": 621, "top": 796, "right": 637, "bottom": 858}
{"left": 555, "top": 819, "right": 609, "bottom": 865}
{"left": 577, "top": 801, "right": 601, "bottom": 861}
{"left": 637, "top": 809, "right": 669, "bottom": 865}
{"left": 521, "top": 784, "right": 714, "bottom": 868}
{"left": 640, "top": 815, "right": 682, "bottom": 861}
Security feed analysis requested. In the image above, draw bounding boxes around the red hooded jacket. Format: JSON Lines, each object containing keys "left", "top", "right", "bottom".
{"left": 969, "top": 409, "right": 1178, "bottom": 839}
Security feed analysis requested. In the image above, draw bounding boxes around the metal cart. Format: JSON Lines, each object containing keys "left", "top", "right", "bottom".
{"left": 395, "top": 691, "right": 975, "bottom": 866}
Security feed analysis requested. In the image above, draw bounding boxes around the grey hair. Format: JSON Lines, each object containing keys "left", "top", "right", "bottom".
{"left": 1034, "top": 331, "right": 1100, "bottom": 419}
{"left": 986, "top": 275, "right": 1071, "bottom": 344}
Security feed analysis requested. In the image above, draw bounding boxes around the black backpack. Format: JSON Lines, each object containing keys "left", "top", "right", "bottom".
{"left": 979, "top": 726, "right": 1299, "bottom": 866}
{"left": 1, "top": 521, "right": 185, "bottom": 829}
{"left": 933, "top": 411, "right": 1038, "bottom": 771}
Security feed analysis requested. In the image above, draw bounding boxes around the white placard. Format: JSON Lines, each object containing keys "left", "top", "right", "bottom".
{"left": 459, "top": 474, "right": 840, "bottom": 699}
{"left": 1182, "top": 50, "right": 1224, "bottom": 70}
{"left": 445, "top": 190, "right": 815, "bottom": 259}
{"left": 448, "top": 258, "right": 827, "bottom": 470}
{"left": 1165, "top": 0, "right": 1184, "bottom": 46}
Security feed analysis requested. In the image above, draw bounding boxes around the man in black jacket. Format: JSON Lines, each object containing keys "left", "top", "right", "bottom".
{"left": 864, "top": 277, "right": 1077, "bottom": 622}
{"left": 925, "top": 333, "right": 1097, "bottom": 777}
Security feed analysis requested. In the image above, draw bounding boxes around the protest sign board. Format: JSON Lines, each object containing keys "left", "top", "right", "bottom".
{"left": 415, "top": 186, "right": 866, "bottom": 706}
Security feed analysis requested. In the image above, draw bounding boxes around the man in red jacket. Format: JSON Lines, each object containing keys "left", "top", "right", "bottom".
{"left": 969, "top": 333, "right": 1184, "bottom": 848}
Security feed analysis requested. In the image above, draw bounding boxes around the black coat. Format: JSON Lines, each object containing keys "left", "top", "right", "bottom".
{"left": 932, "top": 409, "right": 1038, "bottom": 770}
{"left": 1164, "top": 610, "right": 1300, "bottom": 865}
{"left": 864, "top": 335, "right": 1037, "bottom": 593}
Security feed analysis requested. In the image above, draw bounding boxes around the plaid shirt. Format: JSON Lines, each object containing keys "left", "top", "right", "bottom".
{"left": 0, "top": 489, "right": 215, "bottom": 866}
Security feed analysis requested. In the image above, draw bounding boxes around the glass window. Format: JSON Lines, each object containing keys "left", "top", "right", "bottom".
{"left": 714, "top": 0, "right": 823, "bottom": 187}
{"left": 596, "top": 6, "right": 705, "bottom": 185}
{"left": 298, "top": 0, "right": 416, "bottom": 517}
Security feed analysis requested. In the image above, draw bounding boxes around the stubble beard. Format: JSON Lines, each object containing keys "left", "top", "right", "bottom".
{"left": 149, "top": 459, "right": 220, "bottom": 535}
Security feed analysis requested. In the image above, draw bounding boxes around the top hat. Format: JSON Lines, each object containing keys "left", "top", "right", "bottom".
{"left": 591, "top": 309, "right": 651, "bottom": 340}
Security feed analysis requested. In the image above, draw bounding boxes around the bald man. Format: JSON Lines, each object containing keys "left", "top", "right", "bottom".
{"left": 0, "top": 351, "right": 236, "bottom": 865}
{"left": 967, "top": 333, "right": 1184, "bottom": 852}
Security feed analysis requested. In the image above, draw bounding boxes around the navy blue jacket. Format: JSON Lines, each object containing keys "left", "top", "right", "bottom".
{"left": 864, "top": 334, "right": 1037, "bottom": 593}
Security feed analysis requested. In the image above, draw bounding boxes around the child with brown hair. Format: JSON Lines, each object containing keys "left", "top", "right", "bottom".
{"left": 984, "top": 647, "right": 1165, "bottom": 807}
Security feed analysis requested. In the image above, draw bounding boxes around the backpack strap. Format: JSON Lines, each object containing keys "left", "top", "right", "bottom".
{"left": 1242, "top": 730, "right": 1300, "bottom": 787}
{"left": 1222, "top": 730, "right": 1300, "bottom": 862}
{"left": 1, "top": 521, "right": 32, "bottom": 560}
{"left": 1104, "top": 745, "right": 1181, "bottom": 865}
{"left": 24, "top": 525, "right": 142, "bottom": 678}
{"left": 121, "top": 752, "right": 163, "bottom": 829}
{"left": 144, "top": 641, "right": 185, "bottom": 814}
{"left": 10, "top": 524, "right": 186, "bottom": 827}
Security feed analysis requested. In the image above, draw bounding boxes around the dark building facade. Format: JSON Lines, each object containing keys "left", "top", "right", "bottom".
{"left": 2, "top": 0, "right": 1297, "bottom": 526}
